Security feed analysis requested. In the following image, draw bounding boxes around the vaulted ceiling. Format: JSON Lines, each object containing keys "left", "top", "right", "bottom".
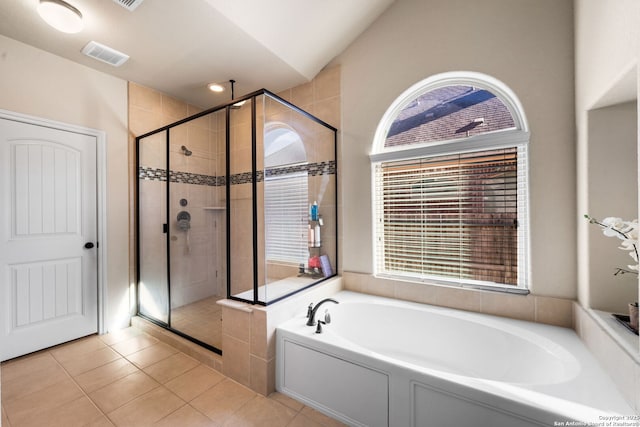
{"left": 0, "top": 0, "right": 394, "bottom": 107}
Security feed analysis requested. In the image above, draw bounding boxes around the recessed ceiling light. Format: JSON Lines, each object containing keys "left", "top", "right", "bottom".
{"left": 208, "top": 83, "right": 225, "bottom": 93}
{"left": 37, "top": 0, "right": 84, "bottom": 34}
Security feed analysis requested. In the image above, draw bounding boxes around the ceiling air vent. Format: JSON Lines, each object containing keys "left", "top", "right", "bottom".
{"left": 112, "top": 0, "right": 144, "bottom": 11}
{"left": 81, "top": 41, "right": 130, "bottom": 67}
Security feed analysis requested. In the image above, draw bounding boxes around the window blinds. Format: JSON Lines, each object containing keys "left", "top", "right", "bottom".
{"left": 374, "top": 147, "right": 527, "bottom": 287}
{"left": 264, "top": 171, "right": 309, "bottom": 264}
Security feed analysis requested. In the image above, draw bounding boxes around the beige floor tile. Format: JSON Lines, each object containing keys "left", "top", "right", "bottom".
{"left": 126, "top": 341, "right": 180, "bottom": 368}
{"left": 56, "top": 346, "right": 122, "bottom": 377}
{"left": 2, "top": 404, "right": 11, "bottom": 427}
{"left": 165, "top": 364, "right": 224, "bottom": 402}
{"left": 3, "top": 377, "right": 84, "bottom": 426}
{"left": 222, "top": 395, "right": 297, "bottom": 427}
{"left": 89, "top": 371, "right": 160, "bottom": 414}
{"left": 85, "top": 415, "right": 115, "bottom": 427}
{"left": 11, "top": 396, "right": 104, "bottom": 427}
{"left": 143, "top": 352, "right": 199, "bottom": 384}
{"left": 50, "top": 336, "right": 107, "bottom": 361}
{"left": 1, "top": 352, "right": 59, "bottom": 383}
{"left": 110, "top": 334, "right": 159, "bottom": 356}
{"left": 191, "top": 379, "right": 255, "bottom": 424}
{"left": 74, "top": 358, "right": 139, "bottom": 393}
{"left": 1, "top": 356, "right": 69, "bottom": 402}
{"left": 286, "top": 413, "right": 327, "bottom": 427}
{"left": 99, "top": 327, "right": 143, "bottom": 346}
{"left": 300, "top": 407, "right": 347, "bottom": 427}
{"left": 107, "top": 387, "right": 185, "bottom": 426}
{"left": 0, "top": 328, "right": 337, "bottom": 427}
{"left": 268, "top": 392, "right": 305, "bottom": 412}
{"left": 153, "top": 404, "right": 217, "bottom": 427}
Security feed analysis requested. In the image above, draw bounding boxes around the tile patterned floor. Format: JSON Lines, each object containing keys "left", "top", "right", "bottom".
{"left": 171, "top": 296, "right": 223, "bottom": 350}
{"left": 1, "top": 327, "right": 346, "bottom": 427}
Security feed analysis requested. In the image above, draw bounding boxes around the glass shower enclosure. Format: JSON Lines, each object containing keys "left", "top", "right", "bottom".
{"left": 136, "top": 90, "right": 337, "bottom": 354}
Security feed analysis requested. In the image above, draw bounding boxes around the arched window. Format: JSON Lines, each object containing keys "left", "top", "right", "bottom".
{"left": 264, "top": 123, "right": 309, "bottom": 265}
{"left": 370, "top": 72, "right": 529, "bottom": 292}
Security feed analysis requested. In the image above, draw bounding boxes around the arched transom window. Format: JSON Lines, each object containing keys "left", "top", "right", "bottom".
{"left": 371, "top": 72, "right": 529, "bottom": 292}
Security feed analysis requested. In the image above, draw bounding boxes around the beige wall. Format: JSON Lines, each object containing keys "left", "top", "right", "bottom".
{"left": 0, "top": 35, "right": 130, "bottom": 331}
{"left": 331, "top": 0, "right": 576, "bottom": 299}
{"left": 586, "top": 102, "right": 638, "bottom": 312}
{"left": 575, "top": 0, "right": 640, "bottom": 310}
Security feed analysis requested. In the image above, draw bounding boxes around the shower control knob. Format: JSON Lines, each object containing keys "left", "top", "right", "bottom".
{"left": 84, "top": 242, "right": 95, "bottom": 249}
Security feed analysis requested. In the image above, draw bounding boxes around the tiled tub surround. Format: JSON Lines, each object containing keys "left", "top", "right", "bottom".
{"left": 218, "top": 277, "right": 344, "bottom": 396}
{"left": 276, "top": 291, "right": 633, "bottom": 426}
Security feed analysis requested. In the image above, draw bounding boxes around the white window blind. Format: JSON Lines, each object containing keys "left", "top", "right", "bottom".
{"left": 264, "top": 171, "right": 309, "bottom": 264}
{"left": 374, "top": 147, "right": 527, "bottom": 288}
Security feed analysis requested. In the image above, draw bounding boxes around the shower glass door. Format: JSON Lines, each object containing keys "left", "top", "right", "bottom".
{"left": 167, "top": 112, "right": 226, "bottom": 351}
{"left": 137, "top": 130, "right": 169, "bottom": 324}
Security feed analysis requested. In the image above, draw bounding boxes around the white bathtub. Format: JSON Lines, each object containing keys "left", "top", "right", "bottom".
{"left": 276, "top": 291, "right": 635, "bottom": 427}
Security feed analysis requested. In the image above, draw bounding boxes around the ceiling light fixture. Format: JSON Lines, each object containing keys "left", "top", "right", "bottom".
{"left": 37, "top": 0, "right": 84, "bottom": 34}
{"left": 207, "top": 83, "right": 225, "bottom": 93}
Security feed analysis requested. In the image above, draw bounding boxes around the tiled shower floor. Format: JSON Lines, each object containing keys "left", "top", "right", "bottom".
{"left": 1, "top": 327, "right": 345, "bottom": 427}
{"left": 171, "top": 296, "right": 224, "bottom": 350}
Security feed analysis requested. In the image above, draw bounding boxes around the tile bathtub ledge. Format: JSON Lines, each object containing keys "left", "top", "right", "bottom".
{"left": 590, "top": 309, "right": 640, "bottom": 363}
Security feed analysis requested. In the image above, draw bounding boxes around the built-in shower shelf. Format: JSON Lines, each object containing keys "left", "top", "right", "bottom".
{"left": 203, "top": 206, "right": 226, "bottom": 211}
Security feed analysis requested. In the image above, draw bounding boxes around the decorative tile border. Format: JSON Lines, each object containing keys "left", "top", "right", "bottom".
{"left": 139, "top": 160, "right": 336, "bottom": 187}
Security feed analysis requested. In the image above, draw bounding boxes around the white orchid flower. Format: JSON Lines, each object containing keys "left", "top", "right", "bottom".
{"left": 585, "top": 214, "right": 640, "bottom": 273}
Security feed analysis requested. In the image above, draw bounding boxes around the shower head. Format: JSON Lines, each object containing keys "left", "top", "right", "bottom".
{"left": 181, "top": 145, "right": 192, "bottom": 156}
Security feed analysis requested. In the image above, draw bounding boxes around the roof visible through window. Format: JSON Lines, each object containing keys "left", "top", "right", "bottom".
{"left": 385, "top": 85, "right": 515, "bottom": 148}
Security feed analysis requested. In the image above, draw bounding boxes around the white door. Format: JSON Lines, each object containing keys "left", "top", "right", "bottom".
{"left": 0, "top": 118, "right": 98, "bottom": 361}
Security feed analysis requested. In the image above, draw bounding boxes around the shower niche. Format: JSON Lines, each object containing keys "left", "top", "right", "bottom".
{"left": 136, "top": 90, "right": 338, "bottom": 353}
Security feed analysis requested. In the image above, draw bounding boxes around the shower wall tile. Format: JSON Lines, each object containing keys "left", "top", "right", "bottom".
{"left": 169, "top": 124, "right": 188, "bottom": 153}
{"left": 138, "top": 132, "right": 166, "bottom": 169}
{"left": 186, "top": 155, "right": 211, "bottom": 176}
{"left": 311, "top": 96, "right": 341, "bottom": 130}
{"left": 187, "top": 125, "right": 210, "bottom": 157}
{"left": 129, "top": 82, "right": 162, "bottom": 115}
{"left": 130, "top": 106, "right": 165, "bottom": 137}
{"left": 314, "top": 65, "right": 340, "bottom": 101}
{"left": 290, "top": 82, "right": 314, "bottom": 108}
{"left": 161, "top": 96, "right": 188, "bottom": 123}
{"left": 187, "top": 107, "right": 209, "bottom": 130}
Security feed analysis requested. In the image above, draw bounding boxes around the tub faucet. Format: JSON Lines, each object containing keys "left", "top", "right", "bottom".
{"left": 306, "top": 298, "right": 339, "bottom": 326}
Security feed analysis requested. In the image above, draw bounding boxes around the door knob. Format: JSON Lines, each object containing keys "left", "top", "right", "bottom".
{"left": 84, "top": 242, "right": 95, "bottom": 249}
